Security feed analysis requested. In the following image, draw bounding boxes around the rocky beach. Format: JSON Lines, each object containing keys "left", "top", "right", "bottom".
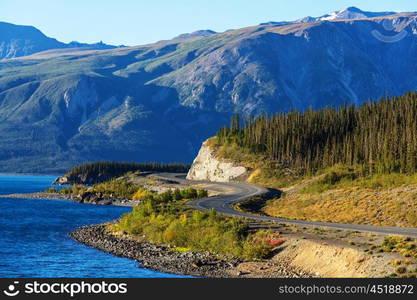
{"left": 70, "top": 223, "right": 313, "bottom": 278}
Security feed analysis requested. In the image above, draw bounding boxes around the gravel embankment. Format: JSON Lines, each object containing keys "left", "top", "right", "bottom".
{"left": 70, "top": 224, "right": 239, "bottom": 277}
{"left": 70, "top": 224, "right": 313, "bottom": 278}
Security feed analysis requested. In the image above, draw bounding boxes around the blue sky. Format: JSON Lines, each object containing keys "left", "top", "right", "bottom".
{"left": 0, "top": 0, "right": 415, "bottom": 46}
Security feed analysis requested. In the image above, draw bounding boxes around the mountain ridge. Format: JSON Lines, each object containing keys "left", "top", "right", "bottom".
{"left": 0, "top": 21, "right": 118, "bottom": 60}
{"left": 260, "top": 6, "right": 405, "bottom": 26}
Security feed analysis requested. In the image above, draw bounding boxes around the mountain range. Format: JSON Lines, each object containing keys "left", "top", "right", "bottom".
{"left": 0, "top": 7, "right": 417, "bottom": 173}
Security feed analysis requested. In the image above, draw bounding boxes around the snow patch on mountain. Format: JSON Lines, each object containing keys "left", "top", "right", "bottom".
{"left": 261, "top": 7, "right": 399, "bottom": 26}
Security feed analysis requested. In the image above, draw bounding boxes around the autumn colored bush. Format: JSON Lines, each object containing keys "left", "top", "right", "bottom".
{"left": 111, "top": 200, "right": 277, "bottom": 260}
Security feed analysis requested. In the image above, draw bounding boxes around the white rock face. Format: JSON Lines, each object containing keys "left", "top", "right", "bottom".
{"left": 186, "top": 140, "right": 248, "bottom": 182}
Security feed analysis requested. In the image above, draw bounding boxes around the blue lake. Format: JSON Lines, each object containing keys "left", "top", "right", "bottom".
{"left": 0, "top": 174, "right": 185, "bottom": 278}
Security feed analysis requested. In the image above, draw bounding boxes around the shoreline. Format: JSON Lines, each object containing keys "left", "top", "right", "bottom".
{"left": 1, "top": 193, "right": 237, "bottom": 277}
{"left": 2, "top": 191, "right": 312, "bottom": 277}
{"left": 0, "top": 192, "right": 138, "bottom": 207}
{"left": 70, "top": 224, "right": 239, "bottom": 278}
{"left": 70, "top": 223, "right": 311, "bottom": 278}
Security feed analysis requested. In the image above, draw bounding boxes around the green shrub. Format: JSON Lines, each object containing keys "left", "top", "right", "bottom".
{"left": 132, "top": 188, "right": 154, "bottom": 200}
{"left": 92, "top": 179, "right": 137, "bottom": 199}
{"left": 242, "top": 230, "right": 278, "bottom": 260}
{"left": 71, "top": 184, "right": 87, "bottom": 195}
{"left": 173, "top": 188, "right": 183, "bottom": 200}
{"left": 112, "top": 199, "right": 277, "bottom": 260}
{"left": 381, "top": 236, "right": 417, "bottom": 259}
{"left": 197, "top": 189, "right": 208, "bottom": 198}
{"left": 140, "top": 187, "right": 207, "bottom": 204}
{"left": 181, "top": 187, "right": 198, "bottom": 199}
{"left": 59, "top": 187, "right": 72, "bottom": 194}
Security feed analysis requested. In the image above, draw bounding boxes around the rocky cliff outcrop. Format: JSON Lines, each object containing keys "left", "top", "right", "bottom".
{"left": 186, "top": 140, "right": 248, "bottom": 182}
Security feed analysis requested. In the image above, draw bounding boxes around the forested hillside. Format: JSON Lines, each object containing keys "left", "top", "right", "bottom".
{"left": 217, "top": 92, "right": 417, "bottom": 176}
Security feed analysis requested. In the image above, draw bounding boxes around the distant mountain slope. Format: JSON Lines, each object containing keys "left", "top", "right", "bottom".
{"left": 0, "top": 21, "right": 116, "bottom": 60}
{"left": 0, "top": 22, "right": 64, "bottom": 59}
{"left": 173, "top": 30, "right": 217, "bottom": 40}
{"left": 0, "top": 8, "right": 417, "bottom": 173}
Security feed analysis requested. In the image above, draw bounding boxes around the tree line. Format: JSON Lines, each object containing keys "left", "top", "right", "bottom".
{"left": 217, "top": 92, "right": 417, "bottom": 175}
{"left": 66, "top": 161, "right": 190, "bottom": 183}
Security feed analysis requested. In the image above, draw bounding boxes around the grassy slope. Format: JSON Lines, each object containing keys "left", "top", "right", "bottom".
{"left": 264, "top": 169, "right": 417, "bottom": 227}
{"left": 208, "top": 137, "right": 417, "bottom": 228}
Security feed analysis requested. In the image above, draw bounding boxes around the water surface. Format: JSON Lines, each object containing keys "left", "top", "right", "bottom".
{"left": 0, "top": 174, "right": 185, "bottom": 278}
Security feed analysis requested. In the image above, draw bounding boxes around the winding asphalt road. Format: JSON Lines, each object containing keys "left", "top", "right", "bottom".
{"left": 156, "top": 173, "right": 417, "bottom": 238}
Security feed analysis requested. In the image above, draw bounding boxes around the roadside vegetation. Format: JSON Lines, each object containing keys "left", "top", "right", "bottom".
{"left": 381, "top": 236, "right": 417, "bottom": 259}
{"left": 48, "top": 173, "right": 283, "bottom": 260}
{"left": 53, "top": 179, "right": 139, "bottom": 199}
{"left": 383, "top": 236, "right": 417, "bottom": 277}
{"left": 49, "top": 178, "right": 208, "bottom": 202}
{"left": 110, "top": 196, "right": 283, "bottom": 260}
{"left": 300, "top": 165, "right": 417, "bottom": 194}
{"left": 263, "top": 165, "right": 417, "bottom": 227}
{"left": 47, "top": 172, "right": 284, "bottom": 260}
